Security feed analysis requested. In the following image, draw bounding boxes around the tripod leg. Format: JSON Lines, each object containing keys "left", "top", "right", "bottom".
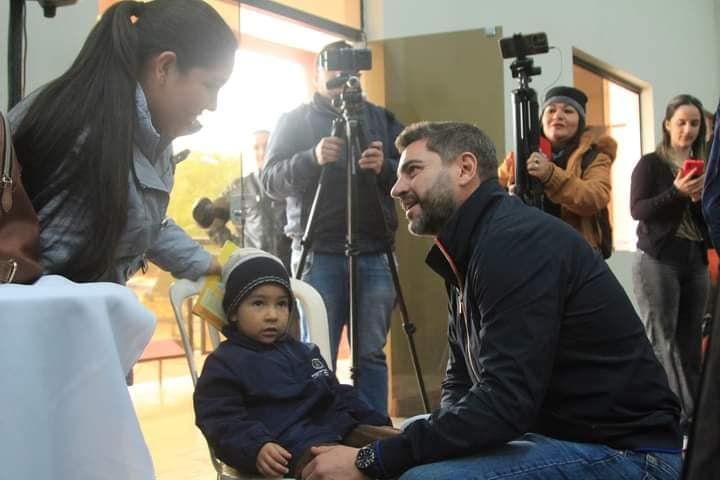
{"left": 344, "top": 117, "right": 431, "bottom": 414}
{"left": 385, "top": 249, "right": 431, "bottom": 414}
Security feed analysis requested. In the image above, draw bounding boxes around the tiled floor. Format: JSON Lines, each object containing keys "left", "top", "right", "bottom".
{"left": 130, "top": 357, "right": 216, "bottom": 479}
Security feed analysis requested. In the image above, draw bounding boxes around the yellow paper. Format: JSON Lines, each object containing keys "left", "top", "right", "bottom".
{"left": 192, "top": 241, "right": 239, "bottom": 330}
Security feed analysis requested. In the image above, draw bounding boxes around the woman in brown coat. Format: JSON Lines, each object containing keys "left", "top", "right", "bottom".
{"left": 499, "top": 86, "right": 616, "bottom": 252}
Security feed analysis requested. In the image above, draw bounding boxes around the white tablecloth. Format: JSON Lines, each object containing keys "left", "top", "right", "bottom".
{"left": 0, "top": 275, "right": 156, "bottom": 479}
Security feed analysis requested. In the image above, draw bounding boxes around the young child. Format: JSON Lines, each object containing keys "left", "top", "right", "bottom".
{"left": 194, "top": 250, "right": 397, "bottom": 478}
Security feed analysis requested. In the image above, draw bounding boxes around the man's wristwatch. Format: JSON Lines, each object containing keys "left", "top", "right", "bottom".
{"left": 355, "top": 443, "right": 383, "bottom": 478}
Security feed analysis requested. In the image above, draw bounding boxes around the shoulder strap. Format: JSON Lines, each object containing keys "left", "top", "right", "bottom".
{"left": 580, "top": 145, "right": 599, "bottom": 173}
{"left": 1, "top": 113, "right": 15, "bottom": 213}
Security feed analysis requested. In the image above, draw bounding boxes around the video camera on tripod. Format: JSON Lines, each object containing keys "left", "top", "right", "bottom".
{"left": 320, "top": 46, "right": 372, "bottom": 129}
{"left": 296, "top": 43, "right": 430, "bottom": 411}
{"left": 499, "top": 32, "right": 550, "bottom": 209}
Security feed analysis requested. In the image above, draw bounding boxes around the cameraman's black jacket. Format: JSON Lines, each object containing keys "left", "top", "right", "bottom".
{"left": 375, "top": 181, "right": 682, "bottom": 478}
{"left": 262, "top": 93, "right": 404, "bottom": 253}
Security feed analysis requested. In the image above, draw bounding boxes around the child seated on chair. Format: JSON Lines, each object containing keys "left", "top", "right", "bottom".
{"left": 193, "top": 251, "right": 398, "bottom": 479}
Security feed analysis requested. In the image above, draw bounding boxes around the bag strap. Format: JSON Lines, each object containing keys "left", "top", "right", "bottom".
{"left": 578, "top": 144, "right": 609, "bottom": 249}
{"left": 580, "top": 145, "right": 599, "bottom": 173}
{"left": 1, "top": 113, "right": 15, "bottom": 213}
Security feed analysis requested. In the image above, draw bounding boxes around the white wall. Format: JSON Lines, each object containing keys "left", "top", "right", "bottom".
{"left": 1, "top": 1, "right": 97, "bottom": 111}
{"left": 365, "top": 0, "right": 720, "bottom": 154}
{"left": 365, "top": 0, "right": 720, "bottom": 306}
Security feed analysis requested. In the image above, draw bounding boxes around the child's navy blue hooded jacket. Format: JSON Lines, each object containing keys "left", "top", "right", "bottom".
{"left": 193, "top": 327, "right": 390, "bottom": 474}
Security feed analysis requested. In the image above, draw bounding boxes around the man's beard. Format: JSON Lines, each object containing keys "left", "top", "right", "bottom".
{"left": 408, "top": 172, "right": 456, "bottom": 236}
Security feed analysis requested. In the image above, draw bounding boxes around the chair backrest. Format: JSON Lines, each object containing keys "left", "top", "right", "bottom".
{"left": 168, "top": 276, "right": 329, "bottom": 480}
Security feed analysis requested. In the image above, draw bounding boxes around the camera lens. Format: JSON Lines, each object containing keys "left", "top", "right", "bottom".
{"left": 192, "top": 197, "right": 216, "bottom": 228}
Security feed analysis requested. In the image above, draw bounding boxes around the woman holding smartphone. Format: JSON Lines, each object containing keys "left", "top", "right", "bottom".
{"left": 631, "top": 94, "right": 709, "bottom": 432}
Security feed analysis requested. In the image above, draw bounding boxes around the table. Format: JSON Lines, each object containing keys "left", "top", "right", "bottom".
{"left": 0, "top": 275, "right": 156, "bottom": 479}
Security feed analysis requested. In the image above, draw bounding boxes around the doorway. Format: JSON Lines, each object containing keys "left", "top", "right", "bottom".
{"left": 574, "top": 59, "right": 643, "bottom": 252}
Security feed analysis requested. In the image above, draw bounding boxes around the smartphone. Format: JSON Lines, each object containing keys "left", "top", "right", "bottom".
{"left": 539, "top": 136, "right": 552, "bottom": 159}
{"left": 681, "top": 159, "right": 704, "bottom": 177}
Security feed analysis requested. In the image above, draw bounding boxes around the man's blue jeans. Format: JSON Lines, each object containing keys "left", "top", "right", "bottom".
{"left": 293, "top": 251, "right": 395, "bottom": 415}
{"left": 399, "top": 433, "right": 682, "bottom": 480}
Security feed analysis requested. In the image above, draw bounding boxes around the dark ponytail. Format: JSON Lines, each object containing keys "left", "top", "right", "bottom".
{"left": 13, "top": 0, "right": 236, "bottom": 281}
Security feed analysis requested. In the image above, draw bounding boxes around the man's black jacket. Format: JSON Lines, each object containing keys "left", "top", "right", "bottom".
{"left": 261, "top": 93, "right": 404, "bottom": 253}
{"left": 375, "top": 181, "right": 681, "bottom": 478}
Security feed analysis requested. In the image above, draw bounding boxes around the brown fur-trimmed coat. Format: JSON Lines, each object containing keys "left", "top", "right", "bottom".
{"left": 498, "top": 131, "right": 617, "bottom": 250}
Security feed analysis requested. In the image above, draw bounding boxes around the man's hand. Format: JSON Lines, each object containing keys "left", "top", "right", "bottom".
{"left": 359, "top": 141, "right": 384, "bottom": 175}
{"left": 301, "top": 445, "right": 368, "bottom": 480}
{"left": 315, "top": 137, "right": 345, "bottom": 166}
{"left": 256, "top": 442, "right": 292, "bottom": 478}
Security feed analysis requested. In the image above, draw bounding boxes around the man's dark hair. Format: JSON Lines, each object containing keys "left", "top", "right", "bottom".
{"left": 395, "top": 121, "right": 498, "bottom": 180}
{"left": 316, "top": 40, "right": 352, "bottom": 69}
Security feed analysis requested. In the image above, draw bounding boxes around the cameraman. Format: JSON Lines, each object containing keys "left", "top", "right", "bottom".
{"left": 261, "top": 40, "right": 404, "bottom": 416}
{"left": 193, "top": 130, "right": 290, "bottom": 268}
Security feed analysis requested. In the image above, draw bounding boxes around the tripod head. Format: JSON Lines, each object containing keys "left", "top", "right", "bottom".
{"left": 320, "top": 43, "right": 372, "bottom": 138}
{"left": 331, "top": 75, "right": 364, "bottom": 117}
{"left": 510, "top": 57, "right": 542, "bottom": 89}
{"left": 502, "top": 32, "right": 547, "bottom": 85}
{"left": 328, "top": 75, "right": 369, "bottom": 152}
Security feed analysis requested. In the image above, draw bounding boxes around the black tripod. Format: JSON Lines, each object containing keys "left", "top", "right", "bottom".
{"left": 509, "top": 54, "right": 545, "bottom": 209}
{"left": 295, "top": 75, "right": 430, "bottom": 413}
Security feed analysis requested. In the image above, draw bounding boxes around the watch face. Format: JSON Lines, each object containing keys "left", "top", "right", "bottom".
{"left": 355, "top": 445, "right": 376, "bottom": 470}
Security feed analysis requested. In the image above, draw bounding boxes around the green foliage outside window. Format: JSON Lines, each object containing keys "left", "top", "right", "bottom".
{"left": 167, "top": 151, "right": 244, "bottom": 243}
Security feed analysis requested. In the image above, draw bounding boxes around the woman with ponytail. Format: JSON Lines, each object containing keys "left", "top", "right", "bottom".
{"left": 9, "top": 0, "right": 236, "bottom": 283}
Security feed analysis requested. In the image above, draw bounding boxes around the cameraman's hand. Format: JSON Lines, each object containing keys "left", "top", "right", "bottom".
{"left": 359, "top": 141, "right": 384, "bottom": 175}
{"left": 527, "top": 151, "right": 552, "bottom": 182}
{"left": 256, "top": 442, "right": 291, "bottom": 478}
{"left": 315, "top": 137, "right": 345, "bottom": 166}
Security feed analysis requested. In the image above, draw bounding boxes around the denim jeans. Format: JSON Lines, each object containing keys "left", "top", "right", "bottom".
{"left": 292, "top": 250, "right": 395, "bottom": 415}
{"left": 633, "top": 248, "right": 709, "bottom": 425}
{"left": 399, "top": 433, "right": 682, "bottom": 480}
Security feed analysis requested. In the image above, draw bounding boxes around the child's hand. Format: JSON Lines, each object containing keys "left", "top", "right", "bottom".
{"left": 256, "top": 442, "right": 292, "bottom": 478}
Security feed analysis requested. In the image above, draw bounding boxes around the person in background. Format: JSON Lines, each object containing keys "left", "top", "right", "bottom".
{"left": 193, "top": 130, "right": 291, "bottom": 269}
{"left": 10, "top": 0, "right": 236, "bottom": 284}
{"left": 631, "top": 94, "right": 710, "bottom": 432}
{"left": 704, "top": 109, "right": 715, "bottom": 144}
{"left": 498, "top": 86, "right": 616, "bottom": 254}
{"left": 261, "top": 40, "right": 404, "bottom": 415}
